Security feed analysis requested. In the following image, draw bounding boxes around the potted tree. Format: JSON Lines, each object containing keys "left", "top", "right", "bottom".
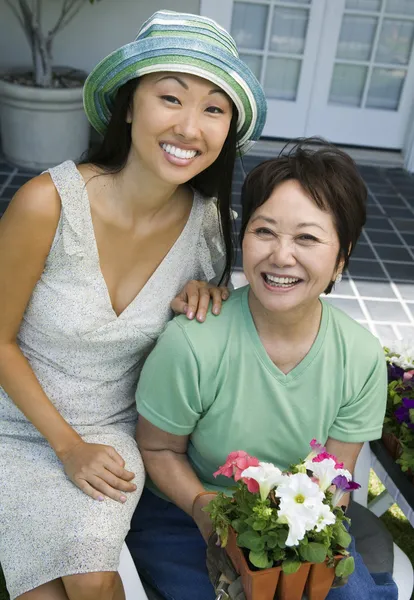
{"left": 0, "top": 0, "right": 101, "bottom": 170}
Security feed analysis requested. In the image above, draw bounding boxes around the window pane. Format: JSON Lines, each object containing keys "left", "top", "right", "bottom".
{"left": 281, "top": 0, "right": 311, "bottom": 4}
{"left": 231, "top": 3, "right": 268, "bottom": 50}
{"left": 345, "top": 0, "right": 382, "bottom": 9}
{"left": 329, "top": 64, "right": 367, "bottom": 106}
{"left": 336, "top": 15, "right": 378, "bottom": 60}
{"left": 366, "top": 67, "right": 406, "bottom": 109}
{"left": 239, "top": 53, "right": 263, "bottom": 80}
{"left": 386, "top": 0, "right": 414, "bottom": 15}
{"left": 270, "top": 8, "right": 309, "bottom": 54}
{"left": 375, "top": 19, "right": 414, "bottom": 65}
{"left": 264, "top": 57, "right": 301, "bottom": 100}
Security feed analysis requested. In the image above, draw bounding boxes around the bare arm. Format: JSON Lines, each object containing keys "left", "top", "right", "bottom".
{"left": 326, "top": 438, "right": 363, "bottom": 508}
{"left": 137, "top": 416, "right": 215, "bottom": 540}
{"left": 0, "top": 177, "right": 136, "bottom": 502}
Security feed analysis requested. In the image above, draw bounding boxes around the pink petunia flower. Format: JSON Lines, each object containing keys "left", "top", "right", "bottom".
{"left": 403, "top": 369, "right": 414, "bottom": 381}
{"left": 213, "top": 451, "right": 260, "bottom": 493}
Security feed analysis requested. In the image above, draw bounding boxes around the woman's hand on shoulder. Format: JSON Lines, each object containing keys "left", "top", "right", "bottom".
{"left": 59, "top": 440, "right": 137, "bottom": 503}
{"left": 0, "top": 174, "right": 61, "bottom": 341}
{"left": 171, "top": 280, "right": 230, "bottom": 322}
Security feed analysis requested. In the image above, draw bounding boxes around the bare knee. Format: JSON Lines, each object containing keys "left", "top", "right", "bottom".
{"left": 63, "top": 571, "right": 119, "bottom": 600}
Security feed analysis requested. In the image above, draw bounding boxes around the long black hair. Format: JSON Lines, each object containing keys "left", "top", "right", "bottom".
{"left": 80, "top": 78, "right": 238, "bottom": 285}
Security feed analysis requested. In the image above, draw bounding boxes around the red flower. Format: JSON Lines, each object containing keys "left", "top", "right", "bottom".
{"left": 214, "top": 451, "right": 260, "bottom": 493}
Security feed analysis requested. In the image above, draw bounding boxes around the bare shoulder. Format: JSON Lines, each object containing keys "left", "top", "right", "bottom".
{"left": 0, "top": 173, "right": 61, "bottom": 237}
{"left": 4, "top": 173, "right": 61, "bottom": 223}
{"left": 0, "top": 173, "right": 62, "bottom": 257}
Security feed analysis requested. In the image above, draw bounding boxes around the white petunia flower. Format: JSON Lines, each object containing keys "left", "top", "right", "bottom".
{"left": 276, "top": 472, "right": 325, "bottom": 507}
{"left": 241, "top": 462, "right": 286, "bottom": 501}
{"left": 385, "top": 339, "right": 414, "bottom": 369}
{"left": 314, "top": 503, "right": 336, "bottom": 532}
{"left": 305, "top": 458, "right": 340, "bottom": 492}
{"left": 277, "top": 509, "right": 310, "bottom": 546}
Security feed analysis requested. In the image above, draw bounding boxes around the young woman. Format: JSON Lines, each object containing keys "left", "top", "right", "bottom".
{"left": 0, "top": 10, "right": 266, "bottom": 600}
{"left": 132, "top": 141, "right": 396, "bottom": 600}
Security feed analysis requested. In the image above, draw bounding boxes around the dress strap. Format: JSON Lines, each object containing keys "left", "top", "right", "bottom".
{"left": 47, "top": 160, "right": 93, "bottom": 257}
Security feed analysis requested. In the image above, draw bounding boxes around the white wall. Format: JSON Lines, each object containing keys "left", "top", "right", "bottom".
{"left": 0, "top": 0, "right": 200, "bottom": 75}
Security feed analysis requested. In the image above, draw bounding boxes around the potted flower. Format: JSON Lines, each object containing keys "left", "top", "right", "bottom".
{"left": 383, "top": 342, "right": 414, "bottom": 479}
{"left": 205, "top": 441, "right": 359, "bottom": 600}
{"left": 0, "top": 0, "right": 101, "bottom": 170}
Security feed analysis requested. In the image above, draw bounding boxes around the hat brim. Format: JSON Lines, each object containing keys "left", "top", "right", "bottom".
{"left": 83, "top": 37, "right": 267, "bottom": 155}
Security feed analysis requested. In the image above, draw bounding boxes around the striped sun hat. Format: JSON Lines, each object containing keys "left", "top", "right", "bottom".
{"left": 83, "top": 10, "right": 267, "bottom": 155}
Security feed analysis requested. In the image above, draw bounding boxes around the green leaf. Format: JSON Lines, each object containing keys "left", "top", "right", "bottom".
{"left": 237, "top": 530, "right": 265, "bottom": 552}
{"left": 299, "top": 542, "right": 327, "bottom": 564}
{"left": 249, "top": 550, "right": 273, "bottom": 569}
{"left": 282, "top": 559, "right": 302, "bottom": 574}
{"left": 231, "top": 519, "right": 247, "bottom": 534}
{"left": 334, "top": 526, "right": 352, "bottom": 549}
{"left": 253, "top": 519, "right": 267, "bottom": 531}
{"left": 335, "top": 556, "right": 355, "bottom": 578}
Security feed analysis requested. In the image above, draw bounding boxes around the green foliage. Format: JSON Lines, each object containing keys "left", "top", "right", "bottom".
{"left": 335, "top": 556, "right": 355, "bottom": 578}
{"left": 397, "top": 425, "right": 414, "bottom": 472}
{"left": 282, "top": 558, "right": 302, "bottom": 574}
{"left": 299, "top": 542, "right": 328, "bottom": 564}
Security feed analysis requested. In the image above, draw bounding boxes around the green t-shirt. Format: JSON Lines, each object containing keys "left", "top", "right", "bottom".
{"left": 136, "top": 286, "right": 387, "bottom": 494}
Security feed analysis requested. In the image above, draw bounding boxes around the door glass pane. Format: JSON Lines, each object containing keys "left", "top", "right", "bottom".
{"left": 337, "top": 15, "right": 378, "bottom": 60}
{"left": 329, "top": 64, "right": 367, "bottom": 106}
{"left": 386, "top": 0, "right": 414, "bottom": 15}
{"left": 239, "top": 53, "right": 263, "bottom": 80}
{"left": 375, "top": 20, "right": 414, "bottom": 65}
{"left": 366, "top": 67, "right": 405, "bottom": 109}
{"left": 346, "top": 0, "right": 382, "bottom": 9}
{"left": 264, "top": 57, "right": 301, "bottom": 100}
{"left": 270, "top": 8, "right": 309, "bottom": 54}
{"left": 231, "top": 3, "right": 268, "bottom": 50}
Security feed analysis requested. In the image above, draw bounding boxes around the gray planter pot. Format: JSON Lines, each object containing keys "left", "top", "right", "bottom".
{"left": 0, "top": 78, "right": 90, "bottom": 170}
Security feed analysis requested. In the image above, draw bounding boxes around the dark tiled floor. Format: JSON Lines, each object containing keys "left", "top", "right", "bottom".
{"left": 1, "top": 156, "right": 414, "bottom": 345}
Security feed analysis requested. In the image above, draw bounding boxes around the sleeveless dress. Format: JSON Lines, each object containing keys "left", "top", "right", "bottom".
{"left": 0, "top": 160, "right": 226, "bottom": 599}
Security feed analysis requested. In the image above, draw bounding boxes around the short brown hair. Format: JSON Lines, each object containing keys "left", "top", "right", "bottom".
{"left": 239, "top": 138, "right": 367, "bottom": 293}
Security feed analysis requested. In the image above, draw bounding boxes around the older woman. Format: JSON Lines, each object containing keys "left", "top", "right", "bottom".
{"left": 129, "top": 140, "right": 397, "bottom": 600}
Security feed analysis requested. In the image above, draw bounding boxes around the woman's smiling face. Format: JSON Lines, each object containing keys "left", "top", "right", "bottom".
{"left": 242, "top": 179, "right": 343, "bottom": 315}
{"left": 126, "top": 71, "right": 233, "bottom": 185}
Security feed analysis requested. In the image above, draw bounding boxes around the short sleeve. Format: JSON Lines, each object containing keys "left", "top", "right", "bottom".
{"left": 136, "top": 319, "right": 202, "bottom": 435}
{"left": 198, "top": 197, "right": 236, "bottom": 287}
{"left": 328, "top": 342, "right": 387, "bottom": 443}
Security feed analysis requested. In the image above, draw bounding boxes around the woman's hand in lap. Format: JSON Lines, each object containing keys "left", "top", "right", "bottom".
{"left": 171, "top": 280, "right": 229, "bottom": 322}
{"left": 59, "top": 440, "right": 136, "bottom": 503}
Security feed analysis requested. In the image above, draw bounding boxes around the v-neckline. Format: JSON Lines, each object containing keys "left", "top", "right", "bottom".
{"left": 241, "top": 286, "right": 329, "bottom": 384}
{"left": 72, "top": 162, "right": 199, "bottom": 320}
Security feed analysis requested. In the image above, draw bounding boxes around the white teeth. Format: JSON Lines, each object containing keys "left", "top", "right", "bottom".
{"left": 161, "top": 143, "right": 197, "bottom": 159}
{"left": 266, "top": 275, "right": 299, "bottom": 284}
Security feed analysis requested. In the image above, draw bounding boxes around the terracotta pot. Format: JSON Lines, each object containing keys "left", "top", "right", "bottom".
{"left": 306, "top": 560, "right": 337, "bottom": 600}
{"left": 226, "top": 528, "right": 339, "bottom": 600}
{"left": 382, "top": 431, "right": 402, "bottom": 460}
{"left": 276, "top": 562, "right": 311, "bottom": 600}
{"left": 226, "top": 528, "right": 281, "bottom": 600}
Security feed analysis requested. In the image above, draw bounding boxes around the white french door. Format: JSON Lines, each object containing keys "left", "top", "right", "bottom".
{"left": 306, "top": 0, "right": 414, "bottom": 147}
{"left": 201, "top": 0, "right": 414, "bottom": 149}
